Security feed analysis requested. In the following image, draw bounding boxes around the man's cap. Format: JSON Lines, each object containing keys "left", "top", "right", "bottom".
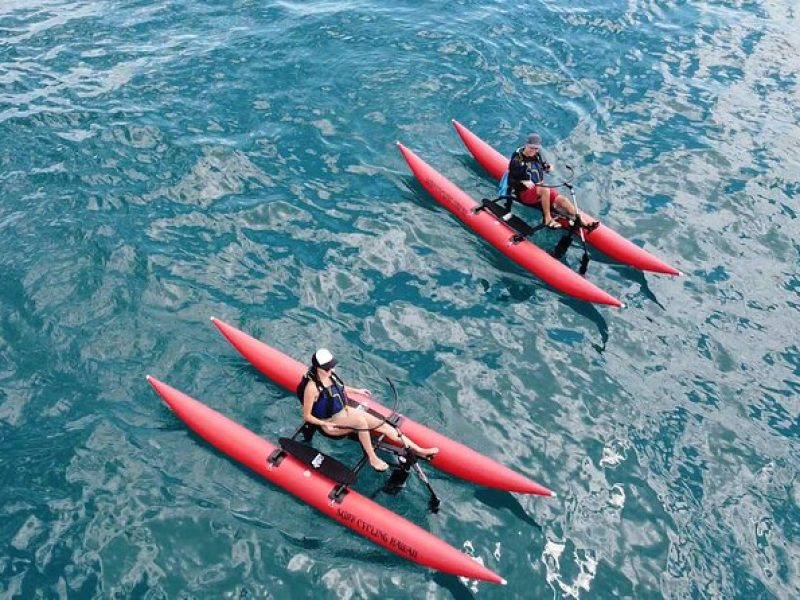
{"left": 525, "top": 133, "right": 542, "bottom": 148}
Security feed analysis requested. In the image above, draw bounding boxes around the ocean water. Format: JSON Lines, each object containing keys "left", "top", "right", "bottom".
{"left": 1, "top": 1, "right": 798, "bottom": 598}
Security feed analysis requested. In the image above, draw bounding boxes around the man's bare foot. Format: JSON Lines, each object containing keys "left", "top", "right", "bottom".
{"left": 416, "top": 447, "right": 439, "bottom": 460}
{"left": 546, "top": 218, "right": 561, "bottom": 229}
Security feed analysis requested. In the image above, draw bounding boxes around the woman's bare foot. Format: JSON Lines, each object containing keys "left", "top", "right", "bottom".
{"left": 370, "top": 458, "right": 389, "bottom": 472}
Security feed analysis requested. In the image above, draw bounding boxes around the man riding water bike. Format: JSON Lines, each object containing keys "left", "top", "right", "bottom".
{"left": 507, "top": 133, "right": 596, "bottom": 230}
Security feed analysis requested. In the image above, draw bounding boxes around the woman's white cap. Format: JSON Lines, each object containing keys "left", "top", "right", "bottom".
{"left": 312, "top": 348, "right": 337, "bottom": 370}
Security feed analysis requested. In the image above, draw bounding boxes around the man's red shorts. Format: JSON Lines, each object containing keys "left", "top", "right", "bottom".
{"left": 519, "top": 186, "right": 558, "bottom": 207}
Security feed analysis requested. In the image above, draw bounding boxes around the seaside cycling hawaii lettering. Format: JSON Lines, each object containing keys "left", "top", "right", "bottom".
{"left": 336, "top": 508, "right": 419, "bottom": 559}
{"left": 424, "top": 176, "right": 470, "bottom": 217}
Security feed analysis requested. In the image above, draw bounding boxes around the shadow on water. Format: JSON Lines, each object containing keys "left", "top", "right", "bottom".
{"left": 277, "top": 530, "right": 324, "bottom": 550}
{"left": 492, "top": 275, "right": 543, "bottom": 304}
{"left": 330, "top": 546, "right": 409, "bottom": 569}
{"left": 485, "top": 272, "right": 610, "bottom": 352}
{"left": 397, "top": 174, "right": 452, "bottom": 217}
{"left": 557, "top": 295, "right": 610, "bottom": 352}
{"left": 473, "top": 488, "right": 542, "bottom": 531}
{"left": 612, "top": 265, "right": 666, "bottom": 310}
{"left": 432, "top": 573, "right": 478, "bottom": 600}
{"left": 457, "top": 156, "right": 494, "bottom": 182}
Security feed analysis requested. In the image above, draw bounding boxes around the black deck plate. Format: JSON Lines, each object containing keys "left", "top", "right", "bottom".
{"left": 480, "top": 201, "right": 537, "bottom": 236}
{"left": 279, "top": 437, "right": 357, "bottom": 485}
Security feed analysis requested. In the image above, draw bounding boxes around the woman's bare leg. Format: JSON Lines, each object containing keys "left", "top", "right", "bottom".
{"left": 362, "top": 416, "right": 438, "bottom": 458}
{"left": 328, "top": 411, "right": 388, "bottom": 471}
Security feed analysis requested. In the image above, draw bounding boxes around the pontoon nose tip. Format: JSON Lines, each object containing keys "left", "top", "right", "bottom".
{"left": 210, "top": 316, "right": 217, "bottom": 322}
{"left": 145, "top": 374, "right": 152, "bottom": 382}
{"left": 500, "top": 578, "right": 507, "bottom": 585}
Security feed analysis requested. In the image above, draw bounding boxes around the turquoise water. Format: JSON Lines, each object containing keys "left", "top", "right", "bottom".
{"left": 1, "top": 1, "right": 798, "bottom": 598}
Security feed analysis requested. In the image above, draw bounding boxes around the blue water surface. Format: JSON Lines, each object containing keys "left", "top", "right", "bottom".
{"left": 1, "top": 1, "right": 798, "bottom": 598}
